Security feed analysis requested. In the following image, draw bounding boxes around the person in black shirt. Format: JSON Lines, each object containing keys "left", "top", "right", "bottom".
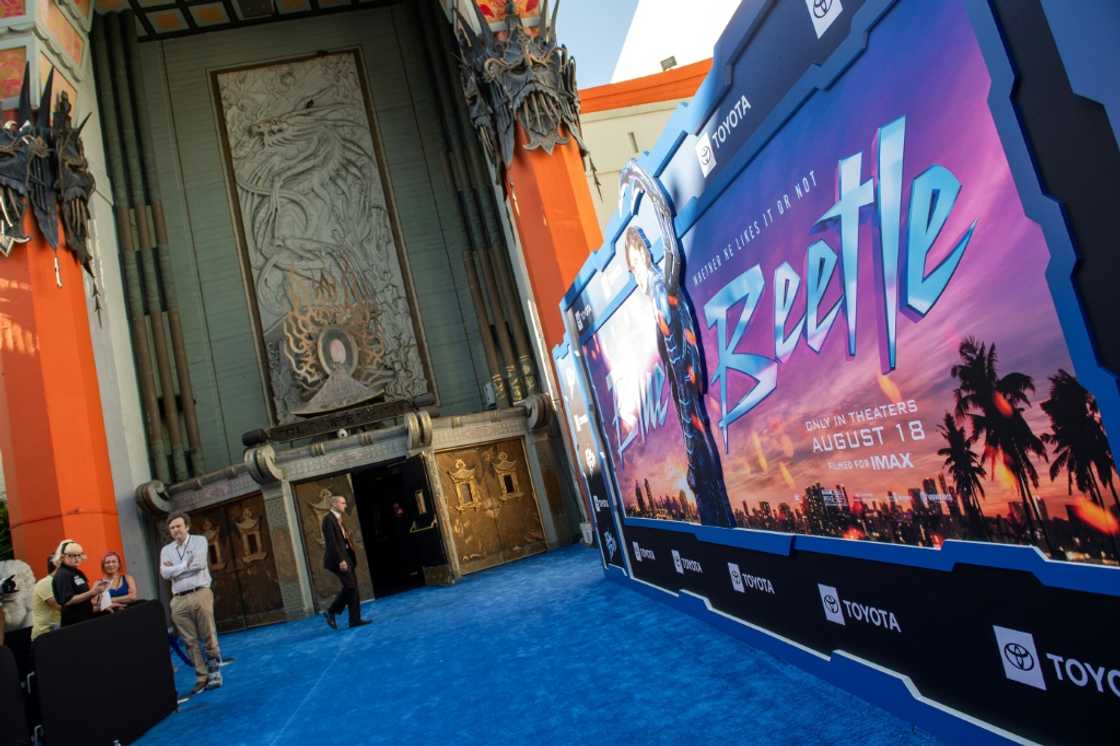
{"left": 51, "top": 541, "right": 108, "bottom": 628}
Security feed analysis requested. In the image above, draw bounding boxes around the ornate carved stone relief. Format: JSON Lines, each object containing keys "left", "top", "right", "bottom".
{"left": 280, "top": 437, "right": 410, "bottom": 481}
{"left": 166, "top": 466, "right": 259, "bottom": 513}
{"left": 431, "top": 407, "right": 529, "bottom": 450}
{"left": 214, "top": 50, "right": 432, "bottom": 423}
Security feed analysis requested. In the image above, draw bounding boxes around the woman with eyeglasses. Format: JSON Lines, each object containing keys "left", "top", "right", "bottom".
{"left": 51, "top": 540, "right": 110, "bottom": 628}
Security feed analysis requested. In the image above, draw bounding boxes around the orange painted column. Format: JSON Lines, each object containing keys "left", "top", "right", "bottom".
{"left": 505, "top": 129, "right": 603, "bottom": 353}
{"left": 0, "top": 214, "right": 122, "bottom": 571}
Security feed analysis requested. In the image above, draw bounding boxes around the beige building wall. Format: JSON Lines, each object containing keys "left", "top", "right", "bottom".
{"left": 581, "top": 98, "right": 688, "bottom": 232}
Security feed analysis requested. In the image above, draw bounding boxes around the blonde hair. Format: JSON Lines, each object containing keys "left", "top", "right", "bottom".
{"left": 51, "top": 539, "right": 78, "bottom": 568}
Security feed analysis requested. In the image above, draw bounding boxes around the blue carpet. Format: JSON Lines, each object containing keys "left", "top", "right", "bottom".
{"left": 139, "top": 545, "right": 940, "bottom": 745}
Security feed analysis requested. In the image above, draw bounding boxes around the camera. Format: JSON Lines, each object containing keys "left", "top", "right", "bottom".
{"left": 0, "top": 574, "right": 16, "bottom": 594}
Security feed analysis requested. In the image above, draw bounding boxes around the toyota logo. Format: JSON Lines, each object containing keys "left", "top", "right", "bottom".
{"left": 813, "top": 0, "right": 833, "bottom": 19}
{"left": 1003, "top": 642, "right": 1035, "bottom": 671}
{"left": 824, "top": 594, "right": 839, "bottom": 613}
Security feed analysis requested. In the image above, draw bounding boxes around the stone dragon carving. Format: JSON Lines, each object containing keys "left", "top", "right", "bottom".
{"left": 217, "top": 53, "right": 429, "bottom": 421}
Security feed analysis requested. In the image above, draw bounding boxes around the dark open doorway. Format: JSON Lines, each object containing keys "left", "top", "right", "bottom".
{"left": 351, "top": 456, "right": 448, "bottom": 598}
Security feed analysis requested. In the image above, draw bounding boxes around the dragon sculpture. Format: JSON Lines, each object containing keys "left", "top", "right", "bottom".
{"left": 220, "top": 54, "right": 425, "bottom": 420}
{"left": 54, "top": 90, "right": 97, "bottom": 273}
{"left": 455, "top": 0, "right": 587, "bottom": 179}
{"left": 0, "top": 65, "right": 96, "bottom": 290}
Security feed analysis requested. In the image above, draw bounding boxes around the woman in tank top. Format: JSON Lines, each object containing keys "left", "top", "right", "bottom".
{"left": 97, "top": 551, "right": 138, "bottom": 612}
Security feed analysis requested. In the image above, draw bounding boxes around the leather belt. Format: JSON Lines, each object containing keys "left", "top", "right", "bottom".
{"left": 174, "top": 587, "right": 204, "bottom": 597}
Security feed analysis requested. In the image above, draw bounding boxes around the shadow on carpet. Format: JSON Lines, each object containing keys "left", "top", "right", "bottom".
{"left": 139, "top": 545, "right": 940, "bottom": 745}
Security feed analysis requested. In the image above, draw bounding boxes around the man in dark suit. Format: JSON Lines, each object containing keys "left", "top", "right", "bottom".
{"left": 321, "top": 493, "right": 370, "bottom": 630}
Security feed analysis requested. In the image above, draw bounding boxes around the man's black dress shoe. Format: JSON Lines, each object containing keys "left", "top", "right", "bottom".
{"left": 325, "top": 612, "right": 338, "bottom": 630}
{"left": 350, "top": 618, "right": 371, "bottom": 628}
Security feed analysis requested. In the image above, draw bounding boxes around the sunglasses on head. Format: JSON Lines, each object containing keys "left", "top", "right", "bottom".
{"left": 60, "top": 541, "right": 85, "bottom": 559}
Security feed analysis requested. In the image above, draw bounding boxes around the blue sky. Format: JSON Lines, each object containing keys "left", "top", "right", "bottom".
{"left": 555, "top": 0, "right": 640, "bottom": 88}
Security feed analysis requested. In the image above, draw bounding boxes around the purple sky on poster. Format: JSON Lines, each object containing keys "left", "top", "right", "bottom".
{"left": 581, "top": 0, "right": 1108, "bottom": 526}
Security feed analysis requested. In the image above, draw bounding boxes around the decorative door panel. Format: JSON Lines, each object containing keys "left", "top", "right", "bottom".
{"left": 190, "top": 504, "right": 243, "bottom": 632}
{"left": 223, "top": 495, "right": 285, "bottom": 627}
{"left": 484, "top": 441, "right": 547, "bottom": 562}
{"left": 436, "top": 448, "right": 503, "bottom": 574}
{"left": 436, "top": 438, "right": 546, "bottom": 574}
{"left": 188, "top": 493, "right": 285, "bottom": 632}
{"left": 292, "top": 474, "right": 375, "bottom": 609}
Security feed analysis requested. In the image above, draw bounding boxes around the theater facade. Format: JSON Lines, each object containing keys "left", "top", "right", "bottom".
{"left": 2, "top": 0, "right": 1118, "bottom": 744}
{"left": 0, "top": 0, "right": 601, "bottom": 631}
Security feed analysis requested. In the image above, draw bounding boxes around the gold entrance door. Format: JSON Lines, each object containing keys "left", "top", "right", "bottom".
{"left": 436, "top": 438, "right": 546, "bottom": 574}
{"left": 188, "top": 493, "right": 286, "bottom": 632}
{"left": 438, "top": 449, "right": 502, "bottom": 573}
{"left": 486, "top": 442, "right": 547, "bottom": 562}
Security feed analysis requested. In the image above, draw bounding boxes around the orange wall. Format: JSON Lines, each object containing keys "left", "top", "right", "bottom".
{"left": 0, "top": 215, "right": 122, "bottom": 575}
{"left": 580, "top": 59, "right": 712, "bottom": 114}
{"left": 506, "top": 131, "right": 603, "bottom": 353}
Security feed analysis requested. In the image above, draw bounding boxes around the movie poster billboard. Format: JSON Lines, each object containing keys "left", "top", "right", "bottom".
{"left": 575, "top": 0, "right": 1119, "bottom": 565}
{"left": 554, "top": 343, "right": 626, "bottom": 570}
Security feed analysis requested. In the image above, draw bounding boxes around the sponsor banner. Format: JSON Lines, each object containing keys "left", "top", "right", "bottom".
{"left": 630, "top": 540, "right": 656, "bottom": 564}
{"left": 671, "top": 548, "right": 703, "bottom": 575}
{"left": 993, "top": 624, "right": 1120, "bottom": 700}
{"left": 806, "top": 0, "right": 844, "bottom": 39}
{"left": 665, "top": 0, "right": 868, "bottom": 194}
{"left": 617, "top": 523, "right": 1118, "bottom": 744}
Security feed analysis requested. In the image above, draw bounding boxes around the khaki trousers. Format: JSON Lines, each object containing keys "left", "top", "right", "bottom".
{"left": 170, "top": 587, "right": 221, "bottom": 684}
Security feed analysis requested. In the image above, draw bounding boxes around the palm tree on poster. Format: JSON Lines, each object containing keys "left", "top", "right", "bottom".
{"left": 950, "top": 338, "right": 1052, "bottom": 553}
{"left": 1041, "top": 371, "right": 1113, "bottom": 503}
{"left": 937, "top": 413, "right": 988, "bottom": 539}
{"left": 1041, "top": 370, "right": 1119, "bottom": 556}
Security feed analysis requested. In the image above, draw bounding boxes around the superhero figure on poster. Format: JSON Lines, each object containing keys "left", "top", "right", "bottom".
{"left": 620, "top": 162, "right": 735, "bottom": 528}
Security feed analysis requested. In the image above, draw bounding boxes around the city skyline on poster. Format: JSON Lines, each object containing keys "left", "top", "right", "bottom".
{"left": 576, "top": 1, "right": 1119, "bottom": 564}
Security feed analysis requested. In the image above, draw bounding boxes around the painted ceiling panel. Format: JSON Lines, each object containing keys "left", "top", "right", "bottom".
{"left": 275, "top": 0, "right": 308, "bottom": 14}
{"left": 188, "top": 2, "right": 228, "bottom": 25}
{"left": 95, "top": 0, "right": 400, "bottom": 40}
